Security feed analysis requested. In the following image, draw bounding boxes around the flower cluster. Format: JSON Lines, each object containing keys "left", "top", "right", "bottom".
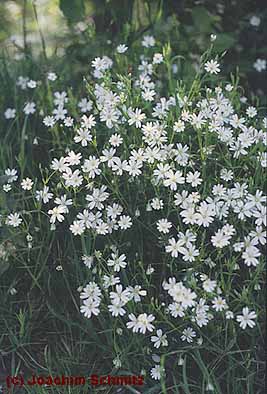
{"left": 2, "top": 36, "right": 265, "bottom": 381}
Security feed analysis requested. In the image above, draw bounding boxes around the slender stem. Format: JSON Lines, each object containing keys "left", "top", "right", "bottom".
{"left": 32, "top": 1, "right": 47, "bottom": 61}
{"left": 23, "top": 0, "right": 28, "bottom": 54}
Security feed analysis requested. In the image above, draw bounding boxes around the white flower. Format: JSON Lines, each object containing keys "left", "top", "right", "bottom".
{"left": 242, "top": 245, "right": 260, "bottom": 267}
{"left": 100, "top": 107, "right": 119, "bottom": 128}
{"left": 153, "top": 53, "right": 163, "bottom": 64}
{"left": 127, "top": 285, "right": 146, "bottom": 303}
{"left": 211, "top": 229, "right": 230, "bottom": 248}
{"left": 109, "top": 133, "right": 123, "bottom": 147}
{"left": 163, "top": 170, "right": 185, "bottom": 190}
{"left": 226, "top": 311, "right": 234, "bottom": 320}
{"left": 150, "top": 365, "right": 164, "bottom": 380}
{"left": 204, "top": 60, "right": 220, "bottom": 74}
{"left": 110, "top": 284, "right": 130, "bottom": 305}
{"left": 182, "top": 243, "right": 199, "bottom": 262}
{"left": 80, "top": 282, "right": 101, "bottom": 301}
{"left": 212, "top": 296, "right": 227, "bottom": 312}
{"left": 166, "top": 238, "right": 186, "bottom": 258}
{"left": 168, "top": 302, "right": 185, "bottom": 318}
{"left": 86, "top": 186, "right": 109, "bottom": 210}
{"left": 66, "top": 151, "right": 82, "bottom": 165}
{"left": 106, "top": 203, "right": 123, "bottom": 219}
{"left": 92, "top": 55, "right": 113, "bottom": 72}
{"left": 23, "top": 102, "right": 36, "bottom": 115}
{"left": 225, "top": 83, "right": 233, "bottom": 91}
{"left": 102, "top": 274, "right": 120, "bottom": 289}
{"left": 157, "top": 219, "right": 172, "bottom": 234}
{"left": 35, "top": 186, "right": 53, "bottom": 204}
{"left": 3, "top": 184, "right": 11, "bottom": 192}
{"left": 117, "top": 44, "right": 128, "bottom": 53}
{"left": 126, "top": 313, "right": 140, "bottom": 333}
{"left": 246, "top": 106, "right": 257, "bottom": 118}
{"left": 82, "top": 255, "right": 93, "bottom": 268}
{"left": 128, "top": 108, "right": 146, "bottom": 128}
{"left": 62, "top": 168, "right": 83, "bottom": 188}
{"left": 82, "top": 156, "right": 101, "bottom": 178}
{"left": 107, "top": 253, "right": 127, "bottom": 272}
{"left": 17, "top": 77, "right": 28, "bottom": 89}
{"left": 168, "top": 282, "right": 185, "bottom": 300}
{"left": 27, "top": 79, "right": 37, "bottom": 88}
{"left": 112, "top": 356, "right": 122, "bottom": 368}
{"left": 236, "top": 307, "right": 257, "bottom": 329}
{"left": 6, "top": 213, "right": 22, "bottom": 227}
{"left": 100, "top": 148, "right": 117, "bottom": 167}
{"left": 195, "top": 201, "right": 217, "bottom": 226}
{"left": 250, "top": 16, "right": 261, "bottom": 27}
{"left": 186, "top": 171, "right": 202, "bottom": 187}
{"left": 127, "top": 313, "right": 155, "bottom": 334}
{"left": 108, "top": 301, "right": 127, "bottom": 317}
{"left": 202, "top": 279, "right": 216, "bottom": 293}
{"left": 151, "top": 329, "right": 168, "bottom": 348}
{"left": 250, "top": 226, "right": 266, "bottom": 245}
{"left": 5, "top": 168, "right": 18, "bottom": 183}
{"left": 139, "top": 59, "right": 153, "bottom": 76}
{"left": 181, "top": 327, "right": 196, "bottom": 343}
{"left": 118, "top": 215, "right": 132, "bottom": 230}
{"left": 180, "top": 288, "right": 197, "bottom": 308}
{"left": 74, "top": 128, "right": 92, "bottom": 146}
{"left": 48, "top": 206, "right": 66, "bottom": 224}
{"left": 80, "top": 298, "right": 100, "bottom": 318}
{"left": 80, "top": 114, "right": 96, "bottom": 129}
{"left": 53, "top": 105, "right": 67, "bottom": 120}
{"left": 146, "top": 265, "right": 154, "bottom": 275}
{"left": 54, "top": 91, "right": 68, "bottom": 106}
{"left": 142, "top": 88, "right": 156, "bottom": 101}
{"left": 253, "top": 59, "right": 266, "bottom": 72}
{"left": 253, "top": 205, "right": 266, "bottom": 227}
{"left": 220, "top": 169, "right": 233, "bottom": 181}
{"left": 70, "top": 220, "right": 85, "bottom": 236}
{"left": 21, "top": 178, "right": 34, "bottom": 190}
{"left": 136, "top": 313, "right": 155, "bottom": 334}
{"left": 116, "top": 328, "right": 123, "bottom": 336}
{"left": 258, "top": 152, "right": 267, "bottom": 168}
{"left": 54, "top": 195, "right": 72, "bottom": 213}
{"left": 4, "top": 108, "right": 16, "bottom": 119}
{"left": 173, "top": 120, "right": 185, "bottom": 133}
{"left": 43, "top": 115, "right": 56, "bottom": 127}
{"left": 47, "top": 72, "right": 57, "bottom": 81}
{"left": 78, "top": 98, "right": 92, "bottom": 113}
{"left": 142, "top": 35, "right": 155, "bottom": 48}
{"left": 151, "top": 198, "right": 164, "bottom": 210}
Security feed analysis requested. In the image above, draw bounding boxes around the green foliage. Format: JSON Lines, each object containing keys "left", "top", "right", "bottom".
{"left": 191, "top": 6, "right": 218, "bottom": 33}
{"left": 213, "top": 33, "right": 237, "bottom": 52}
{"left": 59, "top": 0, "right": 85, "bottom": 23}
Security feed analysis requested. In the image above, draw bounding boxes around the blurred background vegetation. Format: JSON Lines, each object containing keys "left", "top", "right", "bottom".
{"left": 0, "top": 0, "right": 266, "bottom": 102}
